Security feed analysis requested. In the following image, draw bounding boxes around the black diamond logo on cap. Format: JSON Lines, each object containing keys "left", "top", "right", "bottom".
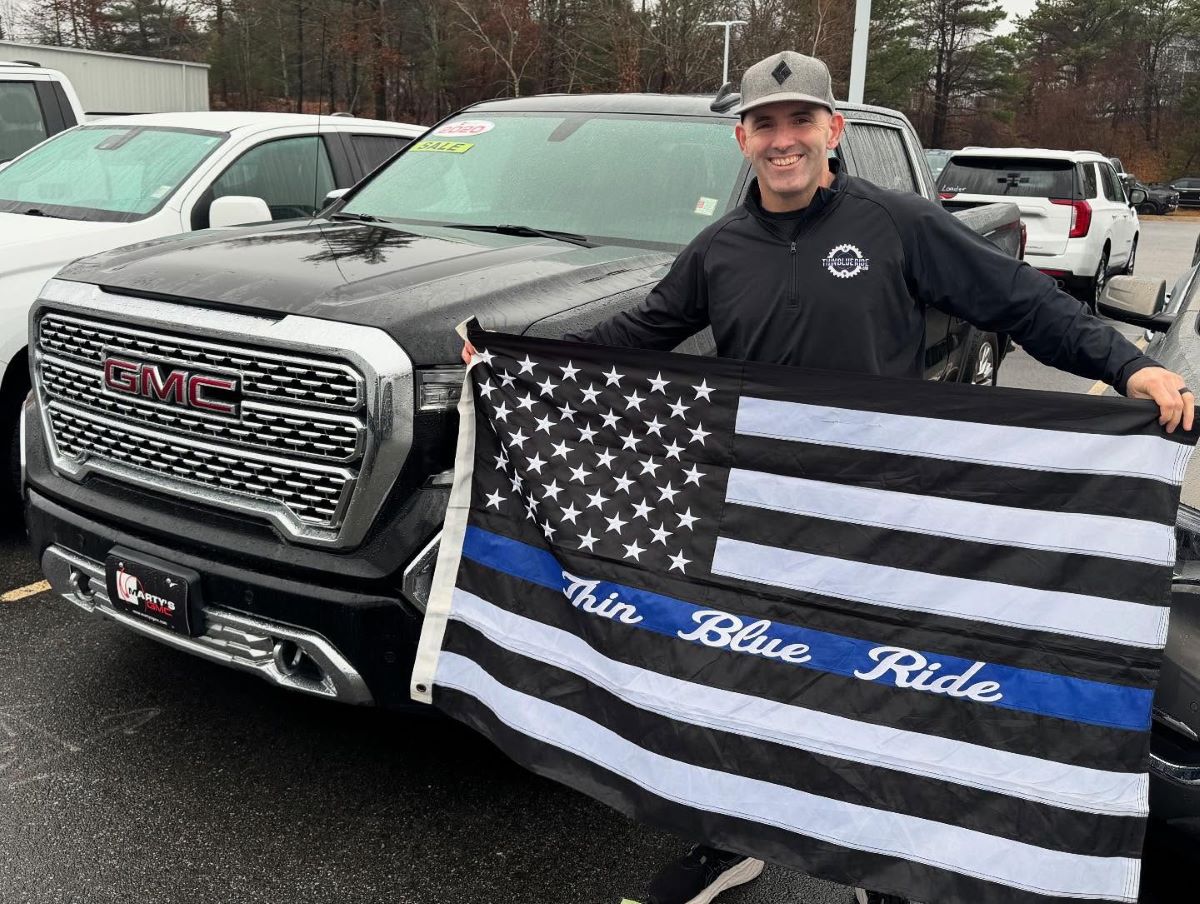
{"left": 771, "top": 60, "right": 792, "bottom": 85}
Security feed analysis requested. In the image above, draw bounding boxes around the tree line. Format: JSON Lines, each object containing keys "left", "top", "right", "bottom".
{"left": 5, "top": 0, "right": 1200, "bottom": 179}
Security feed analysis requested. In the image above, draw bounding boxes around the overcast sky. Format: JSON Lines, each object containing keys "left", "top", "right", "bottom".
{"left": 995, "top": 0, "right": 1039, "bottom": 34}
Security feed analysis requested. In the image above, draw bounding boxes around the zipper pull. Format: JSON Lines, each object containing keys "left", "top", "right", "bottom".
{"left": 790, "top": 241, "right": 796, "bottom": 254}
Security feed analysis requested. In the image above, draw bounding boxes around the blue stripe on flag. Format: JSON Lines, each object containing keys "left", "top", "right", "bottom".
{"left": 461, "top": 526, "right": 1153, "bottom": 732}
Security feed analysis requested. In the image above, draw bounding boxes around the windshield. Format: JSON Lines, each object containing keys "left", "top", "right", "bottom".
{"left": 924, "top": 149, "right": 953, "bottom": 179}
{"left": 939, "top": 156, "right": 1077, "bottom": 199}
{"left": 342, "top": 112, "right": 746, "bottom": 249}
{"left": 0, "top": 125, "right": 225, "bottom": 221}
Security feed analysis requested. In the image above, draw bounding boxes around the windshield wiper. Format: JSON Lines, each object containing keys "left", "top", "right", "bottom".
{"left": 443, "top": 223, "right": 594, "bottom": 248}
{"left": 24, "top": 208, "right": 57, "bottom": 218}
{"left": 328, "top": 211, "right": 389, "bottom": 223}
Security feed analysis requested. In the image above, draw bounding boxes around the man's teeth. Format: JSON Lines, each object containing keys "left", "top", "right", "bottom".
{"left": 770, "top": 155, "right": 801, "bottom": 167}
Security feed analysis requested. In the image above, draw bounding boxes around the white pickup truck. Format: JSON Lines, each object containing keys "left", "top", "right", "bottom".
{"left": 0, "top": 111, "right": 424, "bottom": 505}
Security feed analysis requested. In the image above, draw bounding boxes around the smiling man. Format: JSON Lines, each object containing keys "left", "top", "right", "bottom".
{"left": 460, "top": 49, "right": 1192, "bottom": 904}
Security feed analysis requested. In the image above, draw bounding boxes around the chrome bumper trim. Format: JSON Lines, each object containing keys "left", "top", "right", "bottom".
{"left": 43, "top": 544, "right": 373, "bottom": 705}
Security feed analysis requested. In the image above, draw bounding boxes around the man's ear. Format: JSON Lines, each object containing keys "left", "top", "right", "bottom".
{"left": 827, "top": 112, "right": 846, "bottom": 149}
{"left": 735, "top": 120, "right": 750, "bottom": 157}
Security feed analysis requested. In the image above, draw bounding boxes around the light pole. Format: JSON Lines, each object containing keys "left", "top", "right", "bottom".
{"left": 705, "top": 20, "right": 747, "bottom": 86}
{"left": 848, "top": 0, "right": 872, "bottom": 104}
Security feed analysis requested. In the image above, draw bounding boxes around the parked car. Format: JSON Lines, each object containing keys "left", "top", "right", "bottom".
{"left": 1096, "top": 267, "right": 1200, "bottom": 828}
{"left": 19, "top": 93, "right": 1022, "bottom": 713}
{"left": 1129, "top": 179, "right": 1179, "bottom": 215}
{"left": 1171, "top": 176, "right": 1200, "bottom": 207}
{"left": 0, "top": 111, "right": 423, "bottom": 505}
{"left": 924, "top": 148, "right": 953, "bottom": 180}
{"left": 0, "top": 61, "right": 83, "bottom": 163}
{"left": 938, "top": 147, "right": 1141, "bottom": 308}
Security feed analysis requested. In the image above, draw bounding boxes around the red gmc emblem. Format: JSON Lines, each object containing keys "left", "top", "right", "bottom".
{"left": 103, "top": 357, "right": 240, "bottom": 417}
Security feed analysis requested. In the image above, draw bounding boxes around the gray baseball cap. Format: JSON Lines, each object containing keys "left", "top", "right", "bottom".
{"left": 734, "top": 51, "right": 837, "bottom": 117}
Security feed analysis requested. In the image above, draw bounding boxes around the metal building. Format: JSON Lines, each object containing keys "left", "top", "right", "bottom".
{"left": 0, "top": 41, "right": 208, "bottom": 115}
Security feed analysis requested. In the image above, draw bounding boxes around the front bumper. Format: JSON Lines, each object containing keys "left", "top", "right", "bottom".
{"left": 25, "top": 487, "right": 429, "bottom": 708}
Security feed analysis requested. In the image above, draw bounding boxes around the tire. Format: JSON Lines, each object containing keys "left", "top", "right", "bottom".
{"left": 964, "top": 333, "right": 999, "bottom": 386}
{"left": 2, "top": 400, "right": 22, "bottom": 533}
{"left": 854, "top": 889, "right": 912, "bottom": 904}
{"left": 1089, "top": 248, "right": 1110, "bottom": 312}
{"left": 1137, "top": 202, "right": 1155, "bottom": 215}
{"left": 1123, "top": 236, "right": 1138, "bottom": 275}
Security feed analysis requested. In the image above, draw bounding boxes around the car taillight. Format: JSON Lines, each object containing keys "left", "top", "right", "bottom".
{"left": 938, "top": 191, "right": 957, "bottom": 200}
{"left": 1051, "top": 198, "right": 1091, "bottom": 238}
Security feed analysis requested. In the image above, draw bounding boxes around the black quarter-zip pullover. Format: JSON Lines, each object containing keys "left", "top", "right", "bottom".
{"left": 570, "top": 164, "right": 1155, "bottom": 393}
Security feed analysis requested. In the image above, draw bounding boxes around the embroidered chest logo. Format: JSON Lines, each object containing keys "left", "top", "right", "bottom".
{"left": 822, "top": 243, "right": 870, "bottom": 279}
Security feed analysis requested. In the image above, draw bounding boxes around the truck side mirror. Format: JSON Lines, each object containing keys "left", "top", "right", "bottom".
{"left": 209, "top": 195, "right": 272, "bottom": 228}
{"left": 1098, "top": 275, "right": 1174, "bottom": 332}
{"left": 1129, "top": 187, "right": 1147, "bottom": 207}
{"left": 323, "top": 187, "right": 350, "bottom": 207}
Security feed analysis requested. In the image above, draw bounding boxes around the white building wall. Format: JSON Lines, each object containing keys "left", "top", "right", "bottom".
{"left": 0, "top": 40, "right": 208, "bottom": 114}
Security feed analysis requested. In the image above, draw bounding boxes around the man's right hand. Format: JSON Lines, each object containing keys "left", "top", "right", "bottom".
{"left": 461, "top": 340, "right": 476, "bottom": 365}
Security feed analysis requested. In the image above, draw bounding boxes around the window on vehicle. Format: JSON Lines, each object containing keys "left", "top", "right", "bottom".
{"left": 0, "top": 125, "right": 224, "bottom": 221}
{"left": 351, "top": 134, "right": 409, "bottom": 173}
{"left": 1100, "top": 164, "right": 1125, "bottom": 202}
{"left": 0, "top": 81, "right": 48, "bottom": 162}
{"left": 211, "top": 136, "right": 335, "bottom": 221}
{"left": 843, "top": 122, "right": 919, "bottom": 193}
{"left": 1079, "top": 163, "right": 1098, "bottom": 199}
{"left": 342, "top": 113, "right": 746, "bottom": 250}
{"left": 938, "top": 156, "right": 1076, "bottom": 198}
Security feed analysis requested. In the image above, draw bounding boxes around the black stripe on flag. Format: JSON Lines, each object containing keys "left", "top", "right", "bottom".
{"left": 435, "top": 684, "right": 1129, "bottom": 904}
{"left": 442, "top": 618, "right": 1147, "bottom": 858}
{"left": 719, "top": 500, "right": 1167, "bottom": 610}
{"left": 732, "top": 432, "right": 1181, "bottom": 525}
{"left": 455, "top": 555, "right": 1151, "bottom": 773}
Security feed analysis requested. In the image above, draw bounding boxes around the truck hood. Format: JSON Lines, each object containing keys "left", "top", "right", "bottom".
{"left": 57, "top": 220, "right": 670, "bottom": 364}
{"left": 0, "top": 210, "right": 152, "bottom": 270}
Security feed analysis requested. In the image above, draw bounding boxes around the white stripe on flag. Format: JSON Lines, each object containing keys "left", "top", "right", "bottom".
{"left": 448, "top": 588, "right": 1148, "bottom": 816}
{"left": 437, "top": 651, "right": 1141, "bottom": 901}
{"left": 725, "top": 468, "right": 1175, "bottom": 565}
{"left": 711, "top": 537, "right": 1168, "bottom": 648}
{"left": 736, "top": 397, "right": 1189, "bottom": 485}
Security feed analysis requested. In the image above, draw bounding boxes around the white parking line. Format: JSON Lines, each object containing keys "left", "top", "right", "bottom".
{"left": 0, "top": 581, "right": 50, "bottom": 603}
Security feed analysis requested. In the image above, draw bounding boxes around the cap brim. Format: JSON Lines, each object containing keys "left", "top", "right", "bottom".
{"left": 734, "top": 92, "right": 836, "bottom": 116}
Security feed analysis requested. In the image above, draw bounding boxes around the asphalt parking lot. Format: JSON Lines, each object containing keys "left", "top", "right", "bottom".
{"left": 2, "top": 218, "right": 1198, "bottom": 904}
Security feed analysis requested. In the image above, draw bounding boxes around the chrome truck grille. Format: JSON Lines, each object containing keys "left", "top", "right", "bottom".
{"left": 31, "top": 280, "right": 413, "bottom": 548}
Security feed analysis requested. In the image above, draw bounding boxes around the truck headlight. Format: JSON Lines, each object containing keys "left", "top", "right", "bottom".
{"left": 418, "top": 366, "right": 466, "bottom": 410}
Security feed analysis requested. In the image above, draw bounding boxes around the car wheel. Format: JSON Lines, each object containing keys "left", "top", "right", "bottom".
{"left": 1123, "top": 237, "right": 1138, "bottom": 275}
{"left": 1137, "top": 201, "right": 1155, "bottom": 215}
{"left": 1090, "top": 249, "right": 1110, "bottom": 312}
{"left": 966, "top": 334, "right": 999, "bottom": 386}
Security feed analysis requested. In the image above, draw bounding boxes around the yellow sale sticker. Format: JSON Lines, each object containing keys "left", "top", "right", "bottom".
{"left": 411, "top": 140, "right": 475, "bottom": 154}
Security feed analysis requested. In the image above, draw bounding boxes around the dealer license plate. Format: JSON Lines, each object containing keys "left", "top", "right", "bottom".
{"left": 105, "top": 549, "right": 198, "bottom": 636}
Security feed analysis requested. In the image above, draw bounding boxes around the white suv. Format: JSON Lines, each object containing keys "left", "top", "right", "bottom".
{"left": 937, "top": 148, "right": 1139, "bottom": 308}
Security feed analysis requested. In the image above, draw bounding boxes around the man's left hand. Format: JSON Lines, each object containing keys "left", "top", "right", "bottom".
{"left": 1125, "top": 366, "right": 1195, "bottom": 433}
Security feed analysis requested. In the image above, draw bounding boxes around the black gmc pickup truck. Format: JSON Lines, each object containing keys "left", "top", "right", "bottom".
{"left": 21, "top": 93, "right": 1021, "bottom": 709}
